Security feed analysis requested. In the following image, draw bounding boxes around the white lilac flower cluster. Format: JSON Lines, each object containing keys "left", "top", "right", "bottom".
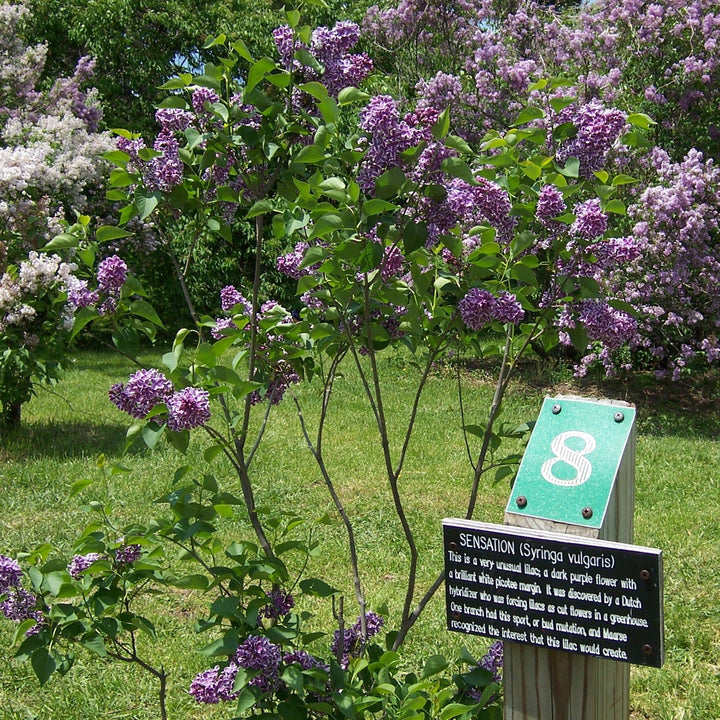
{"left": 0, "top": 252, "right": 77, "bottom": 334}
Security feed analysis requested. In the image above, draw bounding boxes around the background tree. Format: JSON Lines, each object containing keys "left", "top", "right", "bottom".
{"left": 26, "top": 0, "right": 375, "bottom": 134}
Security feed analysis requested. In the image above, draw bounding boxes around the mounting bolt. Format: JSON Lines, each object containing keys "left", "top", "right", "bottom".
{"left": 582, "top": 507, "right": 593, "bottom": 519}
{"left": 642, "top": 644, "right": 653, "bottom": 655}
{"left": 614, "top": 411, "right": 625, "bottom": 423}
{"left": 516, "top": 495, "right": 528, "bottom": 509}
{"left": 449, "top": 542, "right": 458, "bottom": 551}
{"left": 552, "top": 404, "right": 562, "bottom": 414}
{"left": 640, "top": 569, "right": 651, "bottom": 581}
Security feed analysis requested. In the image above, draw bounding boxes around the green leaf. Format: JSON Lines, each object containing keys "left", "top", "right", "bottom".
{"left": 129, "top": 299, "right": 164, "bottom": 327}
{"left": 374, "top": 166, "right": 407, "bottom": 198}
{"left": 439, "top": 703, "right": 473, "bottom": 720}
{"left": 604, "top": 199, "right": 626, "bottom": 215}
{"left": 96, "top": 225, "right": 134, "bottom": 243}
{"left": 299, "top": 578, "right": 339, "bottom": 597}
{"left": 611, "top": 174, "right": 637, "bottom": 186}
{"left": 432, "top": 108, "right": 451, "bottom": 139}
{"left": 337, "top": 87, "right": 370, "bottom": 105}
{"left": 82, "top": 632, "right": 107, "bottom": 657}
{"left": 166, "top": 429, "right": 190, "bottom": 454}
{"left": 557, "top": 157, "right": 580, "bottom": 178}
{"left": 246, "top": 57, "right": 276, "bottom": 93}
{"left": 421, "top": 655, "right": 449, "bottom": 678}
{"left": 247, "top": 199, "right": 275, "bottom": 218}
{"left": 514, "top": 106, "right": 544, "bottom": 125}
{"left": 69, "top": 478, "right": 95, "bottom": 497}
{"left": 627, "top": 112, "right": 656, "bottom": 129}
{"left": 31, "top": 649, "right": 56, "bottom": 685}
{"left": 41, "top": 234, "right": 79, "bottom": 251}
{"left": 142, "top": 421, "right": 165, "bottom": 450}
{"left": 135, "top": 194, "right": 159, "bottom": 220}
{"left": 299, "top": 82, "right": 328, "bottom": 100}
{"left": 362, "top": 199, "right": 398, "bottom": 217}
{"left": 294, "top": 145, "right": 326, "bottom": 164}
{"left": 441, "top": 157, "right": 476, "bottom": 184}
{"left": 403, "top": 222, "right": 428, "bottom": 253}
{"left": 171, "top": 574, "right": 209, "bottom": 590}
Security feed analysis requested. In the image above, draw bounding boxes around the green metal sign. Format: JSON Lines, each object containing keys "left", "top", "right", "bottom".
{"left": 506, "top": 397, "right": 635, "bottom": 528}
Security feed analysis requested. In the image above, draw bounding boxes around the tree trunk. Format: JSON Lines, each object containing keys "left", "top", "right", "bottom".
{"left": 2, "top": 401, "right": 21, "bottom": 428}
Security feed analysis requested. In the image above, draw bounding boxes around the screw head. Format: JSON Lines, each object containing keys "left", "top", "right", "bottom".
{"left": 614, "top": 411, "right": 625, "bottom": 423}
{"left": 449, "top": 542, "right": 458, "bottom": 551}
{"left": 642, "top": 644, "right": 653, "bottom": 655}
{"left": 516, "top": 495, "right": 528, "bottom": 508}
{"left": 640, "top": 569, "right": 651, "bottom": 581}
{"left": 582, "top": 506, "right": 593, "bottom": 519}
{"left": 552, "top": 404, "right": 562, "bottom": 414}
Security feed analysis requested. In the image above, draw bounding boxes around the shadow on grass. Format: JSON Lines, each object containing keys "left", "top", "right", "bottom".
{"left": 0, "top": 420, "right": 144, "bottom": 461}
{"left": 444, "top": 357, "right": 720, "bottom": 441}
{"left": 572, "top": 372, "right": 720, "bottom": 440}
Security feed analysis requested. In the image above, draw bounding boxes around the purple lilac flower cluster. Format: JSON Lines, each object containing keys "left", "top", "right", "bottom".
{"left": 570, "top": 199, "right": 608, "bottom": 241}
{"left": 556, "top": 101, "right": 626, "bottom": 178}
{"left": 467, "top": 640, "right": 503, "bottom": 701}
{"left": 67, "top": 254, "right": 128, "bottom": 316}
{"left": 260, "top": 589, "right": 295, "bottom": 620}
{"left": 147, "top": 131, "right": 183, "bottom": 192}
{"left": 68, "top": 552, "right": 104, "bottom": 579}
{"left": 331, "top": 611, "right": 384, "bottom": 669}
{"left": 211, "top": 285, "right": 252, "bottom": 339}
{"left": 273, "top": 21, "right": 373, "bottom": 99}
{"left": 109, "top": 369, "right": 211, "bottom": 429}
{"left": 189, "top": 664, "right": 239, "bottom": 704}
{"left": 597, "top": 147, "right": 720, "bottom": 377}
{"left": 115, "top": 544, "right": 142, "bottom": 565}
{"left": 536, "top": 184, "right": 567, "bottom": 231}
{"left": 459, "top": 288, "right": 524, "bottom": 331}
{"left": 166, "top": 387, "right": 211, "bottom": 431}
{"left": 109, "top": 368, "right": 174, "bottom": 419}
{"left": 190, "top": 636, "right": 328, "bottom": 705}
{"left": 0, "top": 554, "right": 43, "bottom": 634}
{"left": 276, "top": 242, "right": 313, "bottom": 280}
{"left": 220, "top": 285, "right": 252, "bottom": 314}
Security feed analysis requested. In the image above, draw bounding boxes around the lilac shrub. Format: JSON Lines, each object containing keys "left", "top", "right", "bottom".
{"left": 0, "top": 250, "right": 83, "bottom": 424}
{"left": 0, "top": 2, "right": 117, "bottom": 425}
{"left": 598, "top": 148, "right": 720, "bottom": 378}
{"left": 0, "top": 3, "right": 112, "bottom": 248}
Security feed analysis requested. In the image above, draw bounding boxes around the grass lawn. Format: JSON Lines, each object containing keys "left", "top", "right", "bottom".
{"left": 0, "top": 349, "right": 719, "bottom": 719}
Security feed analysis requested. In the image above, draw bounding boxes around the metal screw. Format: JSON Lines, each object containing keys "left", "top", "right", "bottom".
{"left": 642, "top": 644, "right": 653, "bottom": 655}
{"left": 516, "top": 495, "right": 528, "bottom": 508}
{"left": 452, "top": 612, "right": 461, "bottom": 619}
{"left": 582, "top": 507, "right": 593, "bottom": 519}
{"left": 640, "top": 569, "right": 651, "bottom": 581}
{"left": 552, "top": 404, "right": 562, "bottom": 414}
{"left": 449, "top": 542, "right": 458, "bottom": 551}
{"left": 614, "top": 411, "right": 625, "bottom": 423}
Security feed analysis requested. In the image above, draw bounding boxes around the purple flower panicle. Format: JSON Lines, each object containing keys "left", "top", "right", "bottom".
{"left": 166, "top": 387, "right": 211, "bottom": 431}
{"left": 234, "top": 635, "right": 282, "bottom": 693}
{"left": 97, "top": 255, "right": 128, "bottom": 294}
{"left": 115, "top": 544, "right": 141, "bottom": 566}
{"left": 459, "top": 288, "right": 524, "bottom": 330}
{"left": 68, "top": 552, "right": 104, "bottom": 579}
{"left": 189, "top": 664, "right": 239, "bottom": 704}
{"left": 0, "top": 555, "right": 22, "bottom": 592}
{"left": 109, "top": 369, "right": 174, "bottom": 419}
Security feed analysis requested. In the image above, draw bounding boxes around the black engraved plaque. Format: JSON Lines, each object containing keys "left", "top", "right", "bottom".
{"left": 443, "top": 519, "right": 664, "bottom": 667}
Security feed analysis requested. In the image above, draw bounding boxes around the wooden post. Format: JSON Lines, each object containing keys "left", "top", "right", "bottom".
{"left": 503, "top": 396, "right": 636, "bottom": 720}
